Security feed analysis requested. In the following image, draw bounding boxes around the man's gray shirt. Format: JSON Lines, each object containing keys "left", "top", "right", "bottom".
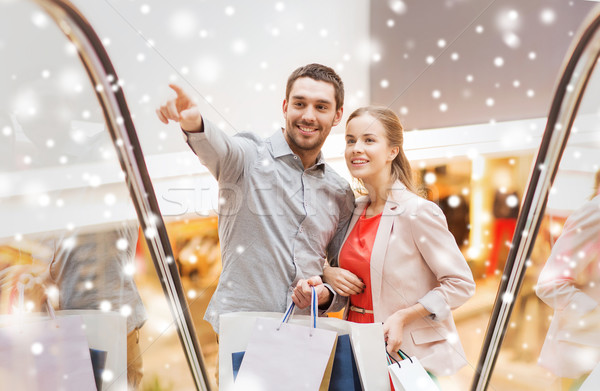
{"left": 185, "top": 120, "right": 354, "bottom": 333}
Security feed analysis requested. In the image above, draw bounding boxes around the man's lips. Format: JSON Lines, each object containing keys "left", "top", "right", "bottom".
{"left": 297, "top": 124, "right": 319, "bottom": 134}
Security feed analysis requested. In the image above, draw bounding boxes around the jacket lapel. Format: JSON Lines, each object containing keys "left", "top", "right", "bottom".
{"left": 370, "top": 199, "right": 397, "bottom": 319}
{"left": 370, "top": 181, "right": 410, "bottom": 320}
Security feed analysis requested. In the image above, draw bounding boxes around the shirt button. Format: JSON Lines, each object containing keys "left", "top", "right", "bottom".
{"left": 293, "top": 156, "right": 298, "bottom": 160}
{"left": 299, "top": 226, "right": 303, "bottom": 233}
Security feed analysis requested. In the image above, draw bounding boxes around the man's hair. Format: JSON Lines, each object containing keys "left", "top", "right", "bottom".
{"left": 285, "top": 63, "right": 344, "bottom": 110}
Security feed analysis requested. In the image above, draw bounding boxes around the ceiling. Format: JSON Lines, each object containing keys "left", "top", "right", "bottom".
{"left": 370, "top": 0, "right": 597, "bottom": 130}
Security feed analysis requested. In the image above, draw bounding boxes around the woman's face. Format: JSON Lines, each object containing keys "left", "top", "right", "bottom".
{"left": 345, "top": 114, "right": 398, "bottom": 184}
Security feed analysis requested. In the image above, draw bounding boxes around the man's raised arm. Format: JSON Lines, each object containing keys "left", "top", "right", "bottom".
{"left": 156, "top": 84, "right": 203, "bottom": 133}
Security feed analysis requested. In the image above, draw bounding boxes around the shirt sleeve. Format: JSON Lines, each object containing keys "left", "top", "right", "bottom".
{"left": 184, "top": 119, "right": 258, "bottom": 183}
{"left": 535, "top": 198, "right": 600, "bottom": 314}
{"left": 318, "top": 184, "right": 354, "bottom": 314}
{"left": 410, "top": 199, "right": 476, "bottom": 321}
{"left": 326, "top": 185, "right": 355, "bottom": 267}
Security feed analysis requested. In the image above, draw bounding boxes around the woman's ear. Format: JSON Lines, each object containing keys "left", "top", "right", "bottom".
{"left": 388, "top": 146, "right": 399, "bottom": 162}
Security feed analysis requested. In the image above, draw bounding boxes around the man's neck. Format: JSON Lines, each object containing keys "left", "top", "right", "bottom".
{"left": 296, "top": 151, "right": 320, "bottom": 169}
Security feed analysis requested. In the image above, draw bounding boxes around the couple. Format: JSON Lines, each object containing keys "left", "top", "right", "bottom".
{"left": 156, "top": 63, "right": 475, "bottom": 378}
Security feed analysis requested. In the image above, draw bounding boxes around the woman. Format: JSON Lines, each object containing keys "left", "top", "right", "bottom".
{"left": 535, "top": 176, "right": 600, "bottom": 390}
{"left": 324, "top": 106, "right": 476, "bottom": 378}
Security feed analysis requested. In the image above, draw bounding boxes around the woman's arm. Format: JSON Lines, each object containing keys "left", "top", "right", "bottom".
{"left": 383, "top": 303, "right": 431, "bottom": 356}
{"left": 536, "top": 197, "right": 600, "bottom": 313}
{"left": 410, "top": 200, "right": 476, "bottom": 321}
{"left": 322, "top": 263, "right": 365, "bottom": 296}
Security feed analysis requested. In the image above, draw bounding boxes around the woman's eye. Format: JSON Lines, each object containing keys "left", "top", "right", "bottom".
{"left": 346, "top": 139, "right": 355, "bottom": 144}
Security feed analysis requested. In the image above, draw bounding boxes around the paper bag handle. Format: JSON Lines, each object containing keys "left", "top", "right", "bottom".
{"left": 279, "top": 286, "right": 318, "bottom": 334}
{"left": 16, "top": 281, "right": 57, "bottom": 321}
{"left": 386, "top": 348, "right": 413, "bottom": 367}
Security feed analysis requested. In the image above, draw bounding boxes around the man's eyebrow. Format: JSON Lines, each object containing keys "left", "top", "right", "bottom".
{"left": 290, "top": 95, "right": 333, "bottom": 105}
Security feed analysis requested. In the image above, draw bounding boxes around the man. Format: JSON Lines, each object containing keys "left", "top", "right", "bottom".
{"left": 2, "top": 222, "right": 146, "bottom": 389}
{"left": 156, "top": 63, "right": 354, "bottom": 333}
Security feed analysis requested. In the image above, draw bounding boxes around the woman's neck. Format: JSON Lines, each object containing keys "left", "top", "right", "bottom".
{"left": 363, "top": 176, "right": 394, "bottom": 215}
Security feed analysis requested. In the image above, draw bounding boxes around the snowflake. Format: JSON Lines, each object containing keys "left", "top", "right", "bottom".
{"left": 30, "top": 342, "right": 44, "bottom": 355}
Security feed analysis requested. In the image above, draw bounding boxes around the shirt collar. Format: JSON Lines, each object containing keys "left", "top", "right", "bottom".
{"left": 268, "top": 129, "right": 326, "bottom": 171}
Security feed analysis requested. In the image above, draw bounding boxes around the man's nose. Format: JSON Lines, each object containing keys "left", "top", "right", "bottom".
{"left": 302, "top": 106, "right": 316, "bottom": 122}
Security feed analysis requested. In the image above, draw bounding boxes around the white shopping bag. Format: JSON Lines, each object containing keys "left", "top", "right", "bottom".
{"left": 58, "top": 310, "right": 127, "bottom": 391}
{"left": 233, "top": 287, "right": 337, "bottom": 391}
{"left": 388, "top": 354, "right": 440, "bottom": 391}
{"left": 580, "top": 360, "right": 600, "bottom": 391}
{"left": 0, "top": 288, "right": 128, "bottom": 391}
{"left": 0, "top": 285, "right": 97, "bottom": 390}
{"left": 219, "top": 305, "right": 389, "bottom": 391}
{"left": 350, "top": 322, "right": 390, "bottom": 391}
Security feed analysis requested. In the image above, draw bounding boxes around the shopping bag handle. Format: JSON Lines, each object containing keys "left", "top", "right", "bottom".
{"left": 278, "top": 286, "right": 318, "bottom": 335}
{"left": 386, "top": 346, "right": 413, "bottom": 367}
{"left": 16, "top": 281, "right": 57, "bottom": 321}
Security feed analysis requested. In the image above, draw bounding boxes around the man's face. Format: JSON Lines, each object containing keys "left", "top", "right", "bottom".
{"left": 282, "top": 77, "right": 343, "bottom": 155}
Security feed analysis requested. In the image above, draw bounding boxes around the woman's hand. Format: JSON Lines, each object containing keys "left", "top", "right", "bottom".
{"left": 383, "top": 304, "right": 431, "bottom": 356}
{"left": 383, "top": 311, "right": 408, "bottom": 356}
{"left": 322, "top": 266, "right": 365, "bottom": 296}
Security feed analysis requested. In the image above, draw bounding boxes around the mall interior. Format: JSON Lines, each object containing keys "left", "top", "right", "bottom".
{"left": 1, "top": 1, "right": 600, "bottom": 390}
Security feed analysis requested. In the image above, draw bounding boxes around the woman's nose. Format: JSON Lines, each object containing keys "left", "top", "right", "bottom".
{"left": 353, "top": 140, "right": 364, "bottom": 152}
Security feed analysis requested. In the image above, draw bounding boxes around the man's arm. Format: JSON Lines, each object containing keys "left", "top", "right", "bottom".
{"left": 156, "top": 84, "right": 203, "bottom": 132}
{"left": 156, "top": 84, "right": 257, "bottom": 182}
{"left": 325, "top": 186, "right": 355, "bottom": 267}
{"left": 309, "top": 186, "right": 356, "bottom": 312}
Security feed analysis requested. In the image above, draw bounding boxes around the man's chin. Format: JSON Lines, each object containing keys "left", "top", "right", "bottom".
{"left": 293, "top": 138, "right": 320, "bottom": 151}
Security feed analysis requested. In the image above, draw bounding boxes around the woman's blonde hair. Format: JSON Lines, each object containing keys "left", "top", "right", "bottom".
{"left": 346, "top": 106, "right": 418, "bottom": 194}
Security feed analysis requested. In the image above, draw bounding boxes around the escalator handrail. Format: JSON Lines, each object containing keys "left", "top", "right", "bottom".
{"left": 471, "top": 4, "right": 600, "bottom": 390}
{"left": 30, "top": 1, "right": 211, "bottom": 390}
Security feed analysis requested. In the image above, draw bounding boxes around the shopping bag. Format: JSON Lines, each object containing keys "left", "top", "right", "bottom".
{"left": 329, "top": 333, "right": 362, "bottom": 390}
{"left": 58, "top": 309, "right": 127, "bottom": 391}
{"left": 233, "top": 287, "right": 337, "bottom": 391}
{"left": 388, "top": 349, "right": 440, "bottom": 391}
{"left": 231, "top": 351, "right": 245, "bottom": 380}
{"left": 220, "top": 303, "right": 389, "bottom": 390}
{"left": 579, "top": 360, "right": 600, "bottom": 391}
{"left": 89, "top": 348, "right": 108, "bottom": 391}
{"left": 0, "top": 308, "right": 127, "bottom": 391}
{"left": 350, "top": 322, "right": 390, "bottom": 390}
{"left": 231, "top": 341, "right": 337, "bottom": 389}
{"left": 232, "top": 335, "right": 361, "bottom": 390}
{"left": 0, "top": 285, "right": 97, "bottom": 390}
{"left": 232, "top": 334, "right": 362, "bottom": 390}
